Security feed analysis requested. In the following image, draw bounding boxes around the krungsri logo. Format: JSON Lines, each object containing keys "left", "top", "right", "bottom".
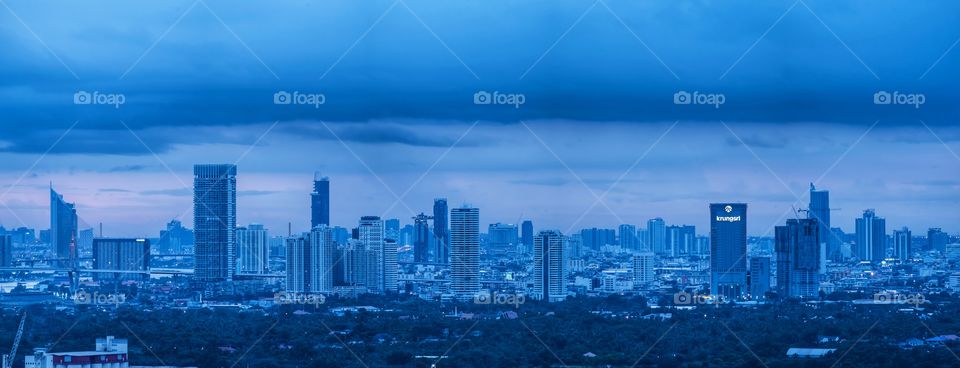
{"left": 716, "top": 216, "right": 741, "bottom": 222}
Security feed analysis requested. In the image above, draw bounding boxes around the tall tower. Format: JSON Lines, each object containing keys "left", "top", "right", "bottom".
{"left": 710, "top": 203, "right": 747, "bottom": 300}
{"left": 236, "top": 224, "right": 269, "bottom": 275}
{"left": 646, "top": 218, "right": 666, "bottom": 254}
{"left": 193, "top": 164, "right": 237, "bottom": 282}
{"left": 433, "top": 198, "right": 449, "bottom": 264}
{"left": 358, "top": 216, "right": 387, "bottom": 294}
{"left": 50, "top": 187, "right": 78, "bottom": 268}
{"left": 775, "top": 218, "right": 820, "bottom": 298}
{"left": 855, "top": 209, "right": 886, "bottom": 262}
{"left": 311, "top": 173, "right": 330, "bottom": 228}
{"left": 893, "top": 227, "right": 911, "bottom": 260}
{"left": 534, "top": 230, "right": 566, "bottom": 302}
{"left": 412, "top": 213, "right": 432, "bottom": 263}
{"left": 808, "top": 184, "right": 831, "bottom": 271}
{"left": 450, "top": 206, "right": 479, "bottom": 300}
{"left": 521, "top": 220, "right": 534, "bottom": 253}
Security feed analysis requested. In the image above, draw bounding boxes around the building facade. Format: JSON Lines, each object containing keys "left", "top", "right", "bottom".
{"left": 450, "top": 206, "right": 480, "bottom": 300}
{"left": 775, "top": 219, "right": 820, "bottom": 298}
{"left": 193, "top": 164, "right": 237, "bottom": 282}
{"left": 237, "top": 224, "right": 269, "bottom": 274}
{"left": 433, "top": 198, "right": 449, "bottom": 264}
{"left": 533, "top": 230, "right": 566, "bottom": 302}
{"left": 50, "top": 187, "right": 78, "bottom": 268}
{"left": 855, "top": 209, "right": 886, "bottom": 262}
{"left": 311, "top": 173, "right": 330, "bottom": 228}
{"left": 92, "top": 238, "right": 150, "bottom": 282}
{"left": 710, "top": 203, "right": 747, "bottom": 300}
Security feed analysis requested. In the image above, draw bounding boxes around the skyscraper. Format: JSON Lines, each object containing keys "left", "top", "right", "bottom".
{"left": 412, "top": 213, "right": 432, "bottom": 263}
{"left": 666, "top": 225, "right": 696, "bottom": 256}
{"left": 855, "top": 209, "right": 886, "bottom": 262}
{"left": 580, "top": 228, "right": 615, "bottom": 251}
{"left": 383, "top": 238, "right": 398, "bottom": 293}
{"left": 433, "top": 198, "right": 449, "bottom": 264}
{"left": 341, "top": 239, "right": 379, "bottom": 293}
{"left": 0, "top": 234, "right": 12, "bottom": 267}
{"left": 775, "top": 219, "right": 820, "bottom": 298}
{"left": 359, "top": 216, "right": 389, "bottom": 294}
{"left": 893, "top": 227, "right": 912, "bottom": 260}
{"left": 285, "top": 226, "right": 336, "bottom": 293}
{"left": 450, "top": 206, "right": 480, "bottom": 300}
{"left": 521, "top": 220, "right": 534, "bottom": 252}
{"left": 158, "top": 219, "right": 194, "bottom": 255}
{"left": 928, "top": 228, "right": 949, "bottom": 252}
{"left": 92, "top": 238, "right": 150, "bottom": 282}
{"left": 618, "top": 224, "right": 639, "bottom": 251}
{"left": 193, "top": 164, "right": 237, "bottom": 282}
{"left": 310, "top": 173, "right": 330, "bottom": 228}
{"left": 50, "top": 187, "right": 78, "bottom": 268}
{"left": 533, "top": 230, "right": 565, "bottom": 302}
{"left": 749, "top": 256, "right": 771, "bottom": 300}
{"left": 646, "top": 218, "right": 666, "bottom": 255}
{"left": 710, "top": 203, "right": 747, "bottom": 300}
{"left": 487, "top": 223, "right": 518, "bottom": 256}
{"left": 808, "top": 183, "right": 830, "bottom": 262}
{"left": 632, "top": 252, "right": 655, "bottom": 286}
{"left": 237, "top": 224, "right": 269, "bottom": 274}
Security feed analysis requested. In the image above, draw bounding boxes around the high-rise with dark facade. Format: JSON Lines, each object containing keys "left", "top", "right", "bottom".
{"left": 533, "top": 230, "right": 565, "bottom": 302}
{"left": 749, "top": 256, "right": 771, "bottom": 299}
{"left": 666, "top": 225, "right": 696, "bottom": 256}
{"left": 808, "top": 184, "right": 830, "bottom": 271}
{"left": 618, "top": 224, "right": 639, "bottom": 251}
{"left": 580, "top": 228, "right": 615, "bottom": 251}
{"left": 50, "top": 187, "right": 78, "bottom": 268}
{"left": 647, "top": 218, "right": 666, "bottom": 255}
{"left": 928, "top": 228, "right": 949, "bottom": 252}
{"left": 193, "top": 164, "right": 237, "bottom": 282}
{"left": 0, "top": 234, "right": 12, "bottom": 267}
{"left": 433, "top": 198, "right": 449, "bottom": 264}
{"left": 710, "top": 203, "right": 747, "bottom": 300}
{"left": 412, "top": 213, "right": 432, "bottom": 263}
{"left": 92, "top": 238, "right": 150, "bottom": 281}
{"left": 775, "top": 219, "right": 820, "bottom": 298}
{"left": 521, "top": 220, "right": 534, "bottom": 252}
{"left": 450, "top": 206, "right": 480, "bottom": 300}
{"left": 893, "top": 227, "right": 912, "bottom": 260}
{"left": 311, "top": 173, "right": 330, "bottom": 228}
{"left": 855, "top": 209, "right": 886, "bottom": 262}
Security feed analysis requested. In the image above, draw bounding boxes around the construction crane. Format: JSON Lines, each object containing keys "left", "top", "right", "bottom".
{"left": 2, "top": 312, "right": 26, "bottom": 368}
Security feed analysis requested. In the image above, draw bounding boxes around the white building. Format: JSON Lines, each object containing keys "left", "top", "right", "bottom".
{"left": 534, "top": 230, "right": 566, "bottom": 302}
{"left": 450, "top": 206, "right": 480, "bottom": 300}
{"left": 236, "top": 224, "right": 269, "bottom": 274}
{"left": 633, "top": 252, "right": 655, "bottom": 286}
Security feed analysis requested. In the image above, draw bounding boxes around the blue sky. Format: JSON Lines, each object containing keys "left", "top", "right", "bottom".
{"left": 0, "top": 0, "right": 958, "bottom": 237}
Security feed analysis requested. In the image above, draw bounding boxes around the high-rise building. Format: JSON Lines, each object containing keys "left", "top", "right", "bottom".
{"left": 359, "top": 216, "right": 392, "bottom": 294}
{"left": 893, "top": 227, "right": 912, "bottom": 260}
{"left": 285, "top": 226, "right": 337, "bottom": 293}
{"left": 775, "top": 219, "right": 820, "bottom": 298}
{"left": 158, "top": 219, "right": 194, "bottom": 254}
{"left": 92, "top": 238, "right": 150, "bottom": 281}
{"left": 521, "top": 220, "right": 534, "bottom": 252}
{"left": 710, "top": 203, "right": 747, "bottom": 300}
{"left": 0, "top": 234, "right": 12, "bottom": 267}
{"left": 341, "top": 239, "right": 379, "bottom": 292}
{"left": 237, "top": 224, "right": 269, "bottom": 274}
{"left": 618, "top": 224, "right": 639, "bottom": 251}
{"left": 855, "top": 209, "right": 886, "bottom": 262}
{"left": 749, "top": 256, "right": 771, "bottom": 300}
{"left": 533, "top": 230, "right": 565, "bottom": 302}
{"left": 580, "top": 228, "right": 616, "bottom": 251}
{"left": 808, "top": 184, "right": 830, "bottom": 270}
{"left": 928, "top": 228, "right": 949, "bottom": 252}
{"left": 50, "top": 187, "right": 78, "bottom": 268}
{"left": 385, "top": 218, "right": 400, "bottom": 240}
{"left": 632, "top": 252, "right": 655, "bottom": 286}
{"left": 666, "top": 225, "right": 696, "bottom": 256}
{"left": 193, "top": 164, "right": 237, "bottom": 282}
{"left": 487, "top": 223, "right": 518, "bottom": 256}
{"left": 450, "top": 206, "right": 480, "bottom": 300}
{"left": 311, "top": 173, "right": 330, "bottom": 228}
{"left": 433, "top": 198, "right": 449, "bottom": 264}
{"left": 646, "top": 218, "right": 666, "bottom": 255}
{"left": 412, "top": 213, "right": 432, "bottom": 263}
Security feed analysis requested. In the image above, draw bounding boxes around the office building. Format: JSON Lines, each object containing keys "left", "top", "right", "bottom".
{"left": 341, "top": 239, "right": 380, "bottom": 292}
{"left": 749, "top": 256, "right": 771, "bottom": 299}
{"left": 808, "top": 184, "right": 831, "bottom": 271}
{"left": 412, "top": 213, "right": 432, "bottom": 263}
{"left": 359, "top": 216, "right": 392, "bottom": 294}
{"left": 237, "top": 224, "right": 269, "bottom": 274}
{"left": 666, "top": 225, "right": 696, "bottom": 256}
{"left": 893, "top": 227, "right": 912, "bottom": 260}
{"left": 450, "top": 206, "right": 480, "bottom": 300}
{"left": 521, "top": 220, "right": 534, "bottom": 252}
{"left": 433, "top": 198, "right": 449, "bottom": 264}
{"left": 50, "top": 187, "right": 78, "bottom": 268}
{"left": 855, "top": 209, "right": 886, "bottom": 262}
{"left": 533, "top": 230, "right": 566, "bottom": 302}
{"left": 193, "top": 164, "right": 237, "bottom": 282}
{"left": 618, "top": 224, "right": 639, "bottom": 251}
{"left": 158, "top": 219, "right": 194, "bottom": 254}
{"left": 775, "top": 218, "right": 820, "bottom": 298}
{"left": 632, "top": 252, "right": 655, "bottom": 286}
{"left": 92, "top": 238, "right": 150, "bottom": 281}
{"left": 710, "top": 203, "right": 747, "bottom": 300}
{"left": 487, "top": 223, "right": 519, "bottom": 256}
{"left": 0, "top": 234, "right": 12, "bottom": 267}
{"left": 385, "top": 218, "right": 400, "bottom": 241}
{"left": 286, "top": 226, "right": 337, "bottom": 293}
{"left": 928, "top": 228, "right": 949, "bottom": 252}
{"left": 580, "top": 228, "right": 616, "bottom": 251}
{"left": 647, "top": 218, "right": 666, "bottom": 255}
{"left": 311, "top": 173, "right": 330, "bottom": 228}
